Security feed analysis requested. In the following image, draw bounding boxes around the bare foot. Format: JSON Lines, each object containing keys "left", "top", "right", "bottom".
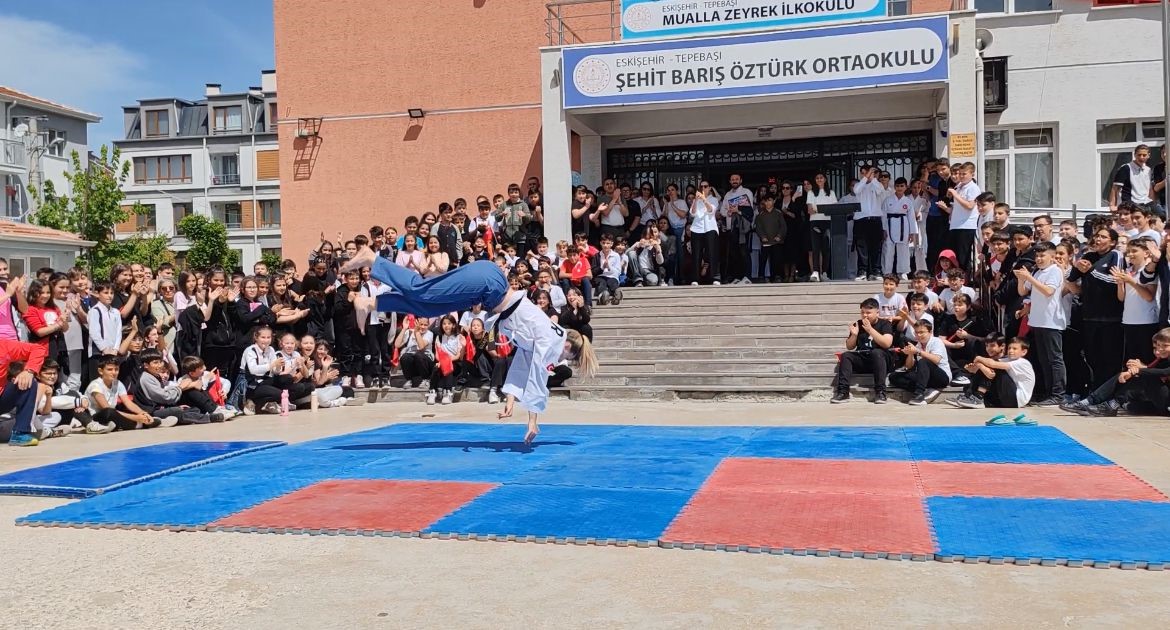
{"left": 340, "top": 246, "right": 377, "bottom": 274}
{"left": 497, "top": 405, "right": 513, "bottom": 420}
{"left": 524, "top": 421, "right": 540, "bottom": 446}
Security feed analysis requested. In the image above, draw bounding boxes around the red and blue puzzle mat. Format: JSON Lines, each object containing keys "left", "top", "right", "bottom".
{"left": 14, "top": 424, "right": 1170, "bottom": 569}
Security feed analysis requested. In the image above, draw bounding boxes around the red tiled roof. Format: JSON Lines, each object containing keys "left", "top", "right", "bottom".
{"left": 0, "top": 220, "right": 95, "bottom": 246}
{"left": 0, "top": 86, "right": 102, "bottom": 122}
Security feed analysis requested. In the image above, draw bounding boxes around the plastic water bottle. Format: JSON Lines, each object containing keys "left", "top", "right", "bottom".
{"left": 310, "top": 390, "right": 319, "bottom": 412}
{"left": 280, "top": 390, "right": 290, "bottom": 417}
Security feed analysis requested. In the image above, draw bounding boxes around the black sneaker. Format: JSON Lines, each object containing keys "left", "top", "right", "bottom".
{"left": 954, "top": 394, "right": 985, "bottom": 409}
{"left": 612, "top": 289, "right": 623, "bottom": 306}
{"left": 1033, "top": 396, "right": 1063, "bottom": 408}
{"left": 874, "top": 391, "right": 888, "bottom": 404}
{"left": 830, "top": 392, "right": 850, "bottom": 404}
{"left": 1060, "top": 398, "right": 1092, "bottom": 414}
{"left": 923, "top": 389, "right": 942, "bottom": 404}
{"left": 908, "top": 394, "right": 928, "bottom": 406}
{"left": 1084, "top": 399, "right": 1121, "bottom": 417}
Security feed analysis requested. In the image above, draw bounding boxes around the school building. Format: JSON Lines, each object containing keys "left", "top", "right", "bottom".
{"left": 273, "top": 0, "right": 1167, "bottom": 257}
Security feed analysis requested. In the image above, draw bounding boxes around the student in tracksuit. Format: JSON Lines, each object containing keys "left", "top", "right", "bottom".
{"left": 882, "top": 177, "right": 919, "bottom": 277}
{"left": 343, "top": 248, "right": 598, "bottom": 444}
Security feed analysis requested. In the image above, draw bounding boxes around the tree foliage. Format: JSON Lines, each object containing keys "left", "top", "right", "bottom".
{"left": 179, "top": 214, "right": 239, "bottom": 271}
{"left": 26, "top": 145, "right": 146, "bottom": 274}
{"left": 260, "top": 250, "right": 284, "bottom": 272}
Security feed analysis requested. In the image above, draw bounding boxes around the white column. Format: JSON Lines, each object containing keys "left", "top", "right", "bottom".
{"left": 942, "top": 14, "right": 978, "bottom": 165}
{"left": 541, "top": 49, "right": 573, "bottom": 245}
{"left": 579, "top": 133, "right": 603, "bottom": 189}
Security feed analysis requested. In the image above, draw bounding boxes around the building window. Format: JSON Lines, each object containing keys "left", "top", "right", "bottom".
{"left": 29, "top": 256, "right": 52, "bottom": 273}
{"left": 262, "top": 247, "right": 282, "bottom": 260}
{"left": 136, "top": 204, "right": 157, "bottom": 231}
{"left": 260, "top": 200, "right": 281, "bottom": 227}
{"left": 45, "top": 129, "right": 67, "bottom": 157}
{"left": 975, "top": 0, "right": 1052, "bottom": 13}
{"left": 212, "top": 154, "right": 239, "bottom": 185}
{"left": 224, "top": 202, "right": 242, "bottom": 228}
{"left": 7, "top": 258, "right": 25, "bottom": 277}
{"left": 173, "top": 202, "right": 193, "bottom": 234}
{"left": 887, "top": 0, "right": 908, "bottom": 16}
{"left": 1095, "top": 0, "right": 1159, "bottom": 5}
{"left": 3, "top": 174, "right": 20, "bottom": 217}
{"left": 133, "top": 155, "right": 192, "bottom": 184}
{"left": 268, "top": 102, "right": 278, "bottom": 128}
{"left": 1097, "top": 119, "right": 1165, "bottom": 206}
{"left": 145, "top": 110, "right": 169, "bottom": 137}
{"left": 213, "top": 106, "right": 243, "bottom": 133}
{"left": 983, "top": 57, "right": 1008, "bottom": 113}
{"left": 984, "top": 127, "right": 1055, "bottom": 209}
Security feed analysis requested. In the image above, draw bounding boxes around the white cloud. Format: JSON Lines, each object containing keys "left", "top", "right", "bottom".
{"left": 0, "top": 14, "right": 149, "bottom": 147}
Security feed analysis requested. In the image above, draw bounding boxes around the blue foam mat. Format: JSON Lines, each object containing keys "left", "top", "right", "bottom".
{"left": 929, "top": 497, "right": 1170, "bottom": 563}
{"left": 426, "top": 484, "right": 694, "bottom": 541}
{"left": 0, "top": 441, "right": 285, "bottom": 498}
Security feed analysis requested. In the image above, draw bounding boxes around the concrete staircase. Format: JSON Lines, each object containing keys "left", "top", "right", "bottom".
{"left": 568, "top": 281, "right": 887, "bottom": 402}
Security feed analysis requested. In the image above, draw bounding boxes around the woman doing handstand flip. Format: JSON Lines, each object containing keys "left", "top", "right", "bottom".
{"left": 341, "top": 248, "right": 598, "bottom": 444}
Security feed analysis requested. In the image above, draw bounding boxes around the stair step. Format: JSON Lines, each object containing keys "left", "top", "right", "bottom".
{"left": 590, "top": 304, "right": 862, "bottom": 318}
{"left": 592, "top": 334, "right": 848, "bottom": 348}
{"left": 579, "top": 373, "right": 835, "bottom": 386}
{"left": 594, "top": 347, "right": 840, "bottom": 360}
{"left": 589, "top": 322, "right": 846, "bottom": 335}
{"left": 617, "top": 282, "right": 883, "bottom": 298}
{"left": 564, "top": 384, "right": 962, "bottom": 403}
{"left": 597, "top": 358, "right": 838, "bottom": 374}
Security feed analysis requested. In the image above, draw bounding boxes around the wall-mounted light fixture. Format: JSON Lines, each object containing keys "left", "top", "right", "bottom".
{"left": 407, "top": 108, "right": 425, "bottom": 119}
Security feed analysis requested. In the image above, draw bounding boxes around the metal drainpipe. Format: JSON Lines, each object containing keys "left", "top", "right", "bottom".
{"left": 251, "top": 126, "right": 258, "bottom": 267}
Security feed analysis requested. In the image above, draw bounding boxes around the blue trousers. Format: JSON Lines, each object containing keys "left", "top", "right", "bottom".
{"left": 0, "top": 382, "right": 38, "bottom": 438}
{"left": 372, "top": 258, "right": 509, "bottom": 317}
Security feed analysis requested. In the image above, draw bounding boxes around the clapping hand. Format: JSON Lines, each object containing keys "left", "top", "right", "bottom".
{"left": 1074, "top": 259, "right": 1092, "bottom": 273}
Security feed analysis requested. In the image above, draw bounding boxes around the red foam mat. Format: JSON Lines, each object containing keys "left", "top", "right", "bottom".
{"left": 663, "top": 490, "right": 935, "bottom": 554}
{"left": 211, "top": 479, "right": 496, "bottom": 531}
{"left": 916, "top": 462, "right": 1169, "bottom": 501}
{"left": 705, "top": 458, "right": 922, "bottom": 496}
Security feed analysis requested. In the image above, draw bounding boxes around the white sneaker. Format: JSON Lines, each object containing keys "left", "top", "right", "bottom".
{"left": 40, "top": 426, "right": 52, "bottom": 440}
{"left": 488, "top": 389, "right": 501, "bottom": 404}
{"left": 419, "top": 379, "right": 431, "bottom": 391}
{"left": 691, "top": 282, "right": 699, "bottom": 286}
{"left": 899, "top": 273, "right": 909, "bottom": 281}
{"left": 214, "top": 406, "right": 238, "bottom": 420}
{"left": 809, "top": 271, "right": 820, "bottom": 282}
{"left": 70, "top": 418, "right": 84, "bottom": 432}
{"left": 400, "top": 380, "right": 412, "bottom": 390}
{"left": 86, "top": 420, "right": 114, "bottom": 434}
{"left": 441, "top": 390, "right": 453, "bottom": 405}
{"left": 743, "top": 277, "right": 752, "bottom": 284}
{"left": 855, "top": 275, "right": 868, "bottom": 282}
{"left": 821, "top": 273, "right": 831, "bottom": 281}
{"left": 157, "top": 415, "right": 180, "bottom": 428}
{"left": 330, "top": 398, "right": 348, "bottom": 408}
{"left": 730, "top": 278, "right": 741, "bottom": 285}
{"left": 425, "top": 390, "right": 437, "bottom": 405}
{"left": 342, "top": 376, "right": 352, "bottom": 387}
{"left": 243, "top": 400, "right": 256, "bottom": 416}
{"left": 355, "top": 376, "right": 366, "bottom": 389}
{"left": 667, "top": 279, "right": 675, "bottom": 286}
{"left": 713, "top": 280, "right": 721, "bottom": 286}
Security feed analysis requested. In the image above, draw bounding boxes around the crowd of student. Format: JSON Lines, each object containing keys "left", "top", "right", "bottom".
{"left": 831, "top": 203, "right": 1170, "bottom": 420}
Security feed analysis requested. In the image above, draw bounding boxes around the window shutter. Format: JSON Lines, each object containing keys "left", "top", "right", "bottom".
{"left": 256, "top": 150, "right": 279, "bottom": 180}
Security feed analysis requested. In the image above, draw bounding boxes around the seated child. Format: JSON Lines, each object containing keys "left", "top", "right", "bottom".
{"left": 177, "top": 356, "right": 238, "bottom": 420}
{"left": 947, "top": 336, "right": 1035, "bottom": 410}
{"left": 831, "top": 298, "right": 896, "bottom": 405}
{"left": 595, "top": 235, "right": 624, "bottom": 305}
{"left": 134, "top": 349, "right": 222, "bottom": 424}
{"left": 889, "top": 321, "right": 950, "bottom": 405}
{"left": 875, "top": 275, "right": 908, "bottom": 321}
{"left": 300, "top": 336, "right": 353, "bottom": 408}
{"left": 32, "top": 360, "right": 92, "bottom": 438}
{"left": 938, "top": 269, "right": 978, "bottom": 315}
{"left": 240, "top": 325, "right": 314, "bottom": 414}
{"left": 85, "top": 355, "right": 178, "bottom": 430}
{"left": 907, "top": 270, "right": 941, "bottom": 312}
{"left": 1062, "top": 327, "right": 1170, "bottom": 417}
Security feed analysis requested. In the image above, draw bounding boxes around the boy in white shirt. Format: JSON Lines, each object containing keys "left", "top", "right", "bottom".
{"left": 881, "top": 177, "right": 919, "bottom": 278}
{"left": 897, "top": 292, "right": 935, "bottom": 346}
{"left": 889, "top": 320, "right": 950, "bottom": 405}
{"left": 595, "top": 234, "right": 625, "bottom": 306}
{"left": 874, "top": 275, "right": 909, "bottom": 321}
{"left": 1013, "top": 241, "right": 1066, "bottom": 407}
{"left": 944, "top": 163, "right": 982, "bottom": 272}
{"left": 937, "top": 270, "right": 978, "bottom": 314}
{"left": 1112, "top": 238, "right": 1160, "bottom": 364}
{"left": 534, "top": 269, "right": 567, "bottom": 311}
{"left": 85, "top": 355, "right": 174, "bottom": 431}
{"left": 907, "top": 270, "right": 942, "bottom": 312}
{"left": 953, "top": 337, "right": 1036, "bottom": 419}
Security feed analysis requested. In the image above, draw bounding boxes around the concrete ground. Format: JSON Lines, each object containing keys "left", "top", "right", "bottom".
{"left": 1, "top": 400, "right": 1169, "bottom": 629}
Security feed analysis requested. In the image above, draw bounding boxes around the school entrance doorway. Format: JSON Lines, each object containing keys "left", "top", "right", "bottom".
{"left": 606, "top": 130, "right": 933, "bottom": 196}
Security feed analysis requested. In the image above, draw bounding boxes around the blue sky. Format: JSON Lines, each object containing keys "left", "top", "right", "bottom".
{"left": 0, "top": 1, "right": 274, "bottom": 149}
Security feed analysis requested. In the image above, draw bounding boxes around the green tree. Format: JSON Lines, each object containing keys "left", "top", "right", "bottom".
{"left": 179, "top": 214, "right": 240, "bottom": 270}
{"left": 26, "top": 145, "right": 145, "bottom": 274}
{"left": 260, "top": 250, "right": 284, "bottom": 272}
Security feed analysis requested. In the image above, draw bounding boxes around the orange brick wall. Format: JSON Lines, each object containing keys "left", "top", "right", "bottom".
{"left": 274, "top": 0, "right": 551, "bottom": 259}
{"left": 912, "top": 0, "right": 955, "bottom": 13}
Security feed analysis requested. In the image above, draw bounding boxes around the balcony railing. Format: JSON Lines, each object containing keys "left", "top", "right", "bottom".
{"left": 1, "top": 139, "right": 26, "bottom": 169}
{"left": 211, "top": 173, "right": 240, "bottom": 186}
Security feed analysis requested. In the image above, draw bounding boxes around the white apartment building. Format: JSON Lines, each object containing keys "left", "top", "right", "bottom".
{"left": 115, "top": 71, "right": 281, "bottom": 269}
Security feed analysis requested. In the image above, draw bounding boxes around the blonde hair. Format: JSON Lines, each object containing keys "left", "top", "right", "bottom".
{"left": 565, "top": 329, "right": 598, "bottom": 378}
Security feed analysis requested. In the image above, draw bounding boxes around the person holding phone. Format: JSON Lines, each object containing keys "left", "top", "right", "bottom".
{"left": 690, "top": 180, "right": 721, "bottom": 285}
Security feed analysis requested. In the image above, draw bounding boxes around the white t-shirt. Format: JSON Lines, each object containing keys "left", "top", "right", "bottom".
{"left": 720, "top": 187, "right": 755, "bottom": 230}
{"left": 601, "top": 200, "right": 626, "bottom": 227}
{"left": 917, "top": 335, "right": 951, "bottom": 380}
{"left": 638, "top": 196, "right": 661, "bottom": 223}
{"left": 910, "top": 288, "right": 941, "bottom": 311}
{"left": 949, "top": 181, "right": 982, "bottom": 230}
{"left": 599, "top": 250, "right": 623, "bottom": 280}
{"left": 664, "top": 199, "right": 689, "bottom": 229}
{"left": 938, "top": 286, "right": 978, "bottom": 314}
{"left": 901, "top": 311, "right": 935, "bottom": 335}
{"left": 1003, "top": 358, "right": 1037, "bottom": 407}
{"left": 1123, "top": 272, "right": 1159, "bottom": 325}
{"left": 690, "top": 195, "right": 721, "bottom": 234}
{"left": 1024, "top": 264, "right": 1068, "bottom": 330}
{"left": 875, "top": 292, "right": 908, "bottom": 319}
{"left": 86, "top": 378, "right": 127, "bottom": 410}
{"left": 807, "top": 190, "right": 838, "bottom": 222}
{"left": 402, "top": 328, "right": 435, "bottom": 358}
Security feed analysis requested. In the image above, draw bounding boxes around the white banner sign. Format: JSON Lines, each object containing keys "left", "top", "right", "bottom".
{"left": 622, "top": 0, "right": 889, "bottom": 40}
